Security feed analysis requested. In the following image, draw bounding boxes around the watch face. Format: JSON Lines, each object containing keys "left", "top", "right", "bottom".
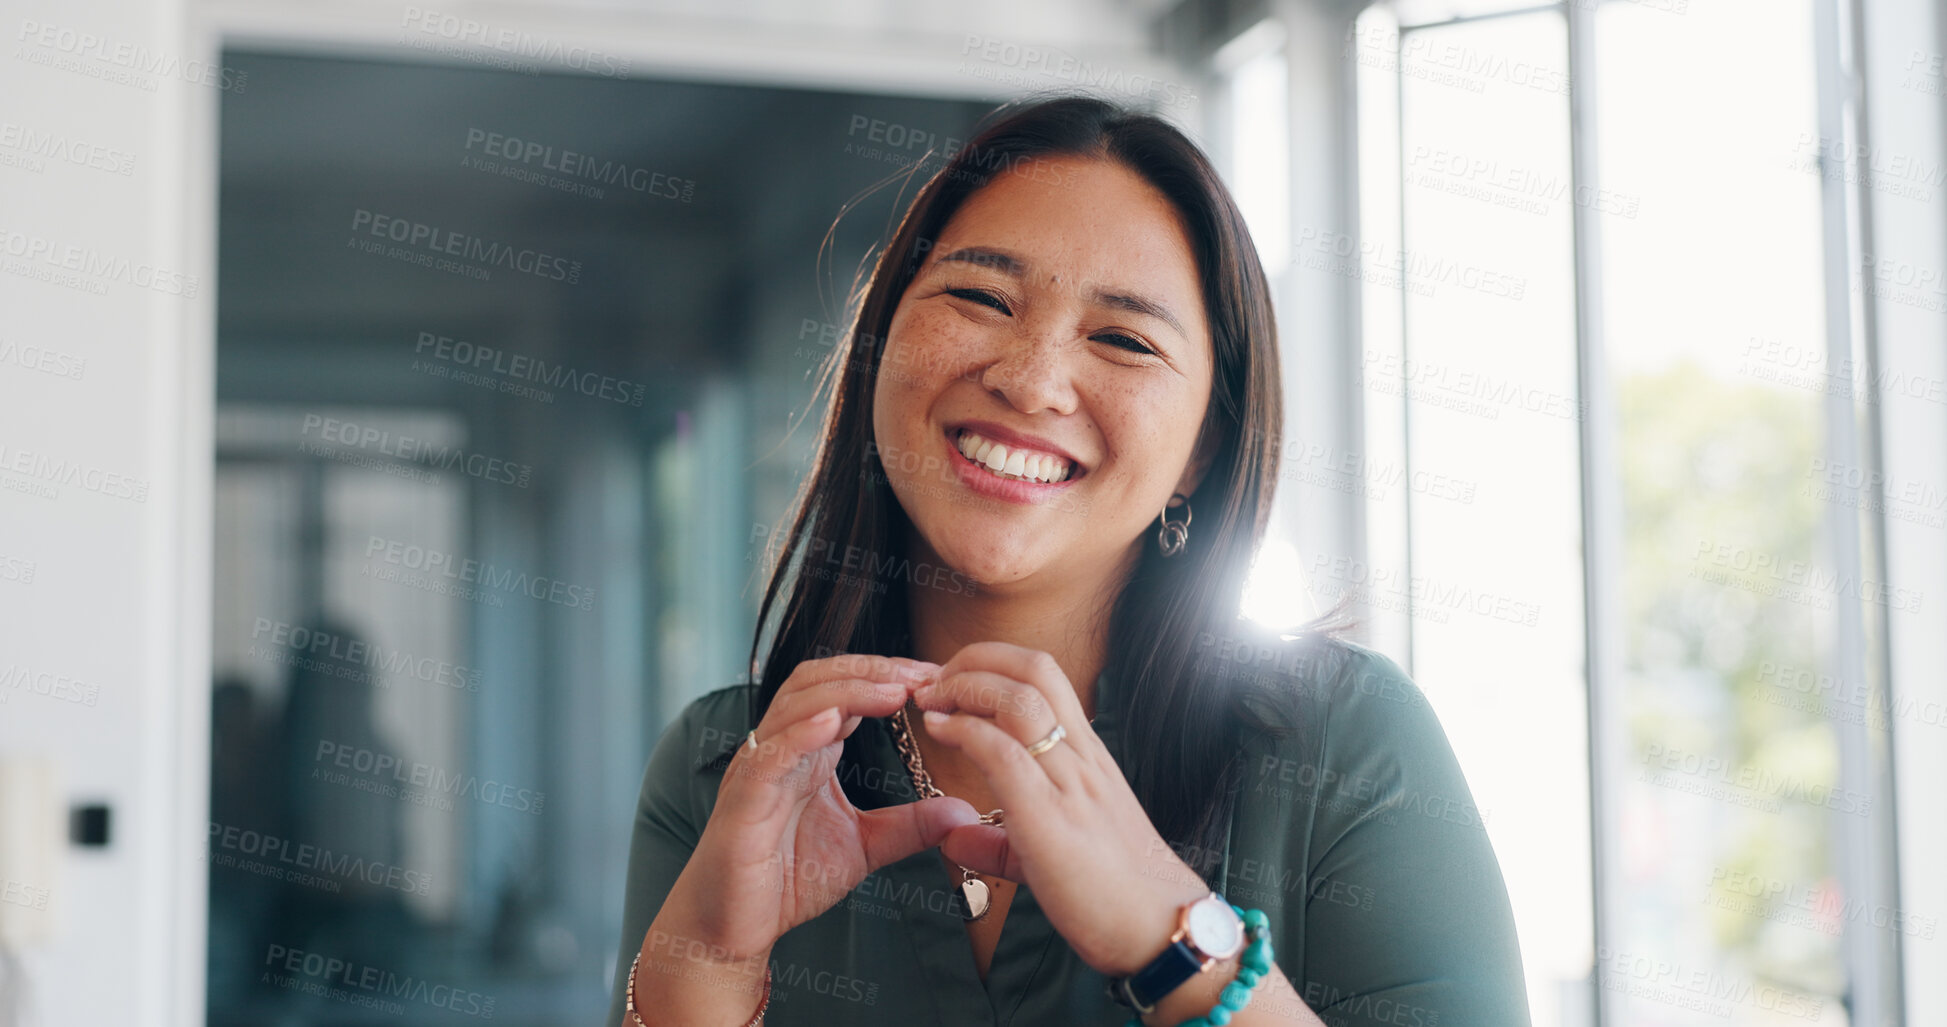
{"left": 1187, "top": 898, "right": 1243, "bottom": 958}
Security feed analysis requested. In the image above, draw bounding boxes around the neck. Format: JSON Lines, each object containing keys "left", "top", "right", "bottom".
{"left": 902, "top": 534, "right": 1138, "bottom": 725}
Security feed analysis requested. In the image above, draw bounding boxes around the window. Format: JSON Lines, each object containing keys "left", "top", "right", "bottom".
{"left": 1594, "top": 2, "right": 1859, "bottom": 1024}
{"left": 1352, "top": 7, "right": 1593, "bottom": 1024}
{"left": 1338, "top": 0, "right": 1904, "bottom": 1025}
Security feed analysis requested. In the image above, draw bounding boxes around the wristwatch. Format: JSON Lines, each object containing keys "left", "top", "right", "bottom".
{"left": 1105, "top": 891, "right": 1246, "bottom": 1014}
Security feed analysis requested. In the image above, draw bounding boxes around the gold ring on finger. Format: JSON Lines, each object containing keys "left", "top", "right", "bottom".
{"left": 1024, "top": 723, "right": 1067, "bottom": 758}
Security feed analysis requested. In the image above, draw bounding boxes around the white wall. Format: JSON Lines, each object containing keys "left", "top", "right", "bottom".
{"left": 1, "top": 0, "right": 208, "bottom": 1025}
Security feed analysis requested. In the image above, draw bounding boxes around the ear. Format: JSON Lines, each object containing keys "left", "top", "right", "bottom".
{"left": 1174, "top": 417, "right": 1221, "bottom": 499}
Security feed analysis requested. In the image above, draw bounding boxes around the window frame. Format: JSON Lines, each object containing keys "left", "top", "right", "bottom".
{"left": 1210, "top": 0, "right": 1920, "bottom": 1023}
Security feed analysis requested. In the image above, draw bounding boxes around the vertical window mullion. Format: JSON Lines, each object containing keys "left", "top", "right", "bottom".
{"left": 1812, "top": 0, "right": 1905, "bottom": 1021}
{"left": 1564, "top": 3, "right": 1625, "bottom": 1025}
{"left": 1393, "top": 19, "right": 1418, "bottom": 676}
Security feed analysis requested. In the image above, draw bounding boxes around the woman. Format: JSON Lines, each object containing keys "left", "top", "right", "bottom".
{"left": 605, "top": 94, "right": 1530, "bottom": 1026}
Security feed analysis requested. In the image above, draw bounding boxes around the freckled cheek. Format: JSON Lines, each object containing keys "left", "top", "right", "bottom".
{"left": 1090, "top": 395, "right": 1196, "bottom": 484}
{"left": 886, "top": 308, "right": 995, "bottom": 389}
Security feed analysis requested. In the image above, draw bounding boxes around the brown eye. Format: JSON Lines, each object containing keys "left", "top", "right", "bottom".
{"left": 948, "top": 288, "right": 1012, "bottom": 315}
{"left": 1095, "top": 332, "right": 1154, "bottom": 355}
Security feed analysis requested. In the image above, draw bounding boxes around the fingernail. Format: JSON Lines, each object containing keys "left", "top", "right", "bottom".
{"left": 922, "top": 710, "right": 949, "bottom": 727}
{"left": 913, "top": 683, "right": 936, "bottom": 702}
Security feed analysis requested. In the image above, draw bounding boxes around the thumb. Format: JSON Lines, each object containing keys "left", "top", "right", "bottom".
{"left": 938, "top": 822, "right": 1019, "bottom": 882}
{"left": 855, "top": 796, "right": 979, "bottom": 870}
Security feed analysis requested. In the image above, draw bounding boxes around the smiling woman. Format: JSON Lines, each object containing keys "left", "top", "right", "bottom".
{"left": 605, "top": 94, "right": 1531, "bottom": 1027}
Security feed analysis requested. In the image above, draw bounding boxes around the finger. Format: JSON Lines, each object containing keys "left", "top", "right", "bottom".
{"left": 776, "top": 653, "right": 937, "bottom": 703}
{"left": 766, "top": 676, "right": 912, "bottom": 739}
{"left": 921, "top": 710, "right": 1055, "bottom": 808}
{"left": 917, "top": 669, "right": 1047, "bottom": 728}
{"left": 777, "top": 706, "right": 845, "bottom": 755}
{"left": 937, "top": 643, "right": 1089, "bottom": 725}
{"left": 717, "top": 707, "right": 845, "bottom": 821}
{"left": 854, "top": 795, "right": 980, "bottom": 871}
{"left": 938, "top": 822, "right": 1024, "bottom": 882}
{"left": 732, "top": 671, "right": 931, "bottom": 817}
{"left": 935, "top": 646, "right": 1103, "bottom": 764}
{"left": 918, "top": 670, "right": 1084, "bottom": 790}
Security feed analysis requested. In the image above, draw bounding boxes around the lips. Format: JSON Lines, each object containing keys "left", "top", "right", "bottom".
{"left": 952, "top": 428, "right": 1074, "bottom": 484}
{"left": 944, "top": 420, "right": 1086, "bottom": 476}
{"left": 936, "top": 422, "right": 1086, "bottom": 505}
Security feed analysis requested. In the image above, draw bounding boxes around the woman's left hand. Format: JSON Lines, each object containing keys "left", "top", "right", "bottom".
{"left": 915, "top": 641, "right": 1214, "bottom": 977}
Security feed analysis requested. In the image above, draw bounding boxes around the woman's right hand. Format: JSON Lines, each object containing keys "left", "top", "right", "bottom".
{"left": 645, "top": 654, "right": 978, "bottom": 979}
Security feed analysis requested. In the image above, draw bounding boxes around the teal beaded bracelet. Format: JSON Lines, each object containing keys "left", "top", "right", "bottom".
{"left": 1124, "top": 905, "right": 1274, "bottom": 1027}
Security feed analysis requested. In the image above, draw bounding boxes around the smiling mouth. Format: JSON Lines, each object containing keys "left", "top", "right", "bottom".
{"left": 950, "top": 428, "right": 1077, "bottom": 484}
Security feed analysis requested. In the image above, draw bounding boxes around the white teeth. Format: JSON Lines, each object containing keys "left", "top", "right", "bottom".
{"left": 953, "top": 429, "right": 1073, "bottom": 484}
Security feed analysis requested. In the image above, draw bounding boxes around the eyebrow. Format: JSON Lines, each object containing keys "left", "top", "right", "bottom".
{"left": 935, "top": 245, "right": 1186, "bottom": 337}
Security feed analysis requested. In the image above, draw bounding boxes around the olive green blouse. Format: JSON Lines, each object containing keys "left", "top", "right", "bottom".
{"left": 605, "top": 643, "right": 1531, "bottom": 1026}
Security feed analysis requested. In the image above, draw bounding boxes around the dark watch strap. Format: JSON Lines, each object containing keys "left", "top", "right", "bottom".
{"left": 1106, "top": 938, "right": 1203, "bottom": 1013}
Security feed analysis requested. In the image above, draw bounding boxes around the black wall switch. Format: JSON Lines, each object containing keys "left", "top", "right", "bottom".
{"left": 71, "top": 804, "right": 111, "bottom": 847}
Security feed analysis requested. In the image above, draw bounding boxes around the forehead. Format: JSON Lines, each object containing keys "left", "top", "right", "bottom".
{"left": 927, "top": 157, "right": 1206, "bottom": 323}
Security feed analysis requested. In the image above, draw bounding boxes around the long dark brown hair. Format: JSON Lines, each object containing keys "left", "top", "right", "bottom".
{"left": 744, "top": 93, "right": 1347, "bottom": 874}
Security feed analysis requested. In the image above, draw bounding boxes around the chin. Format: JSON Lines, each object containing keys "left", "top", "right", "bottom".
{"left": 911, "top": 521, "right": 1046, "bottom": 588}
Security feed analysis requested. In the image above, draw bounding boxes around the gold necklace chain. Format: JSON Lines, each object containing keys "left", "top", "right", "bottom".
{"left": 886, "top": 700, "right": 1004, "bottom": 827}
{"left": 886, "top": 699, "right": 1004, "bottom": 922}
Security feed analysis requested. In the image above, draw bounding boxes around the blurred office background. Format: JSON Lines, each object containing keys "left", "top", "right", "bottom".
{"left": 1, "top": 1, "right": 1943, "bottom": 1026}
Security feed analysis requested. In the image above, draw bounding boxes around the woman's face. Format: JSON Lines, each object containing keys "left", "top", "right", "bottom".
{"left": 871, "top": 154, "right": 1216, "bottom": 591}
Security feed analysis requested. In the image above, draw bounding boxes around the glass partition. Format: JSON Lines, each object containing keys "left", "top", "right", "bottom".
{"left": 208, "top": 52, "right": 994, "bottom": 1024}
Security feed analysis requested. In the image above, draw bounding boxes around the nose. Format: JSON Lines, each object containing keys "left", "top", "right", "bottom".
{"left": 977, "top": 329, "right": 1079, "bottom": 417}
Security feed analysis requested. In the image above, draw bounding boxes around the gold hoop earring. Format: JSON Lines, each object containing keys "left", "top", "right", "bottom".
{"left": 1156, "top": 493, "right": 1192, "bottom": 557}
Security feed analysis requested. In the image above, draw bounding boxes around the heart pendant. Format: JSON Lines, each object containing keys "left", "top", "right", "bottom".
{"left": 960, "top": 876, "right": 990, "bottom": 922}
